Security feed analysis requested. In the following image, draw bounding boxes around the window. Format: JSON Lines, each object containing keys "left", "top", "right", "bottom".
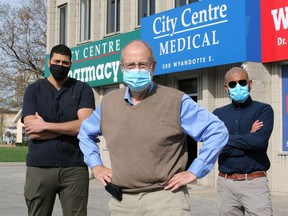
{"left": 282, "top": 65, "right": 288, "bottom": 151}
{"left": 107, "top": 0, "right": 120, "bottom": 34}
{"left": 175, "top": 0, "right": 198, "bottom": 8}
{"left": 178, "top": 78, "right": 198, "bottom": 169}
{"left": 80, "top": 0, "right": 91, "bottom": 42}
{"left": 59, "top": 4, "right": 67, "bottom": 44}
{"left": 22, "top": 128, "right": 29, "bottom": 143}
{"left": 138, "top": 0, "right": 155, "bottom": 26}
{"left": 178, "top": 78, "right": 197, "bottom": 101}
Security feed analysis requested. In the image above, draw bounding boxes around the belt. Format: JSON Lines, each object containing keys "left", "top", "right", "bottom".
{"left": 218, "top": 171, "right": 266, "bottom": 181}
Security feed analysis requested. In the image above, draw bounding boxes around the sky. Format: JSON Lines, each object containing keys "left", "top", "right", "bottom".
{"left": 0, "top": 0, "right": 20, "bottom": 6}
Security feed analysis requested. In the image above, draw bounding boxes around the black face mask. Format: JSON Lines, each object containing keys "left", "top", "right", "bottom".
{"left": 49, "top": 64, "right": 70, "bottom": 81}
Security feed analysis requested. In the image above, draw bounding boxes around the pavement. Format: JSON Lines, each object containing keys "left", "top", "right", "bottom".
{"left": 0, "top": 163, "right": 288, "bottom": 216}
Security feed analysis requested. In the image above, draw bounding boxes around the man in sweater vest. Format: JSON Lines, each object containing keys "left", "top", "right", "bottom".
{"left": 78, "top": 40, "right": 228, "bottom": 215}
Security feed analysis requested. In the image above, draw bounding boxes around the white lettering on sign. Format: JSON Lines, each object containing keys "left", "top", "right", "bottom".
{"left": 159, "top": 30, "right": 219, "bottom": 55}
{"left": 152, "top": 3, "right": 226, "bottom": 56}
{"left": 71, "top": 39, "right": 121, "bottom": 61}
{"left": 161, "top": 55, "right": 214, "bottom": 69}
{"left": 68, "top": 61, "right": 120, "bottom": 83}
{"left": 153, "top": 16, "right": 178, "bottom": 37}
{"left": 152, "top": 3, "right": 227, "bottom": 38}
{"left": 68, "top": 38, "right": 122, "bottom": 84}
{"left": 82, "top": 40, "right": 120, "bottom": 59}
{"left": 181, "top": 4, "right": 227, "bottom": 28}
{"left": 278, "top": 37, "right": 287, "bottom": 45}
{"left": 271, "top": 6, "right": 288, "bottom": 31}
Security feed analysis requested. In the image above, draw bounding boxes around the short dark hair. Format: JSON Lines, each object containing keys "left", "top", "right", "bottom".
{"left": 50, "top": 44, "right": 72, "bottom": 60}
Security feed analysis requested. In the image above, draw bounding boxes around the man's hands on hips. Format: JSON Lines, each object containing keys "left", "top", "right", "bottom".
{"left": 164, "top": 171, "right": 197, "bottom": 191}
{"left": 92, "top": 165, "right": 113, "bottom": 186}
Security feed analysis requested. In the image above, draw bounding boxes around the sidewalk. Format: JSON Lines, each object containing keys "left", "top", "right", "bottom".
{"left": 0, "top": 163, "right": 288, "bottom": 216}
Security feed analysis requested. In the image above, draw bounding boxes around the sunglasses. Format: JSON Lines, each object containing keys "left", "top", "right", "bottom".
{"left": 227, "top": 79, "right": 247, "bottom": 88}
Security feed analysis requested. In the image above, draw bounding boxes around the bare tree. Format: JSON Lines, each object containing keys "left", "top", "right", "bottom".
{"left": 0, "top": 0, "right": 47, "bottom": 110}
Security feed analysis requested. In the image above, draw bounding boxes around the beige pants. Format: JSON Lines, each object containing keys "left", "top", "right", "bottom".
{"left": 217, "top": 176, "right": 273, "bottom": 216}
{"left": 108, "top": 187, "right": 191, "bottom": 216}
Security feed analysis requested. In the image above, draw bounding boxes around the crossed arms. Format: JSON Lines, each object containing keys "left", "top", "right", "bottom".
{"left": 23, "top": 108, "right": 93, "bottom": 140}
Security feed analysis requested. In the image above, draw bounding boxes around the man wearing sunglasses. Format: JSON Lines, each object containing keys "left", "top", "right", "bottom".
{"left": 213, "top": 67, "right": 274, "bottom": 216}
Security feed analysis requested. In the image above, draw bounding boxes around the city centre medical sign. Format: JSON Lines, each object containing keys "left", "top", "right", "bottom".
{"left": 44, "top": 30, "right": 140, "bottom": 87}
{"left": 261, "top": 0, "right": 288, "bottom": 62}
{"left": 141, "top": 0, "right": 261, "bottom": 75}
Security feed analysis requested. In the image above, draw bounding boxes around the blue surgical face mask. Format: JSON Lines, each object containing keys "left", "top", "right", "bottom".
{"left": 229, "top": 84, "right": 249, "bottom": 103}
{"left": 123, "top": 69, "right": 152, "bottom": 92}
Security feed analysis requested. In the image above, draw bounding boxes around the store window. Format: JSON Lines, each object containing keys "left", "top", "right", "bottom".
{"left": 106, "top": 0, "right": 120, "bottom": 34}
{"left": 138, "top": 0, "right": 155, "bottom": 26}
{"left": 59, "top": 4, "right": 67, "bottom": 44}
{"left": 178, "top": 78, "right": 197, "bottom": 101}
{"left": 175, "top": 0, "right": 199, "bottom": 7}
{"left": 22, "top": 128, "right": 29, "bottom": 143}
{"left": 178, "top": 78, "right": 198, "bottom": 169}
{"left": 80, "top": 0, "right": 91, "bottom": 42}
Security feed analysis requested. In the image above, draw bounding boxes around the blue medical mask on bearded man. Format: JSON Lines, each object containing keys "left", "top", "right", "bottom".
{"left": 229, "top": 84, "right": 250, "bottom": 103}
{"left": 123, "top": 69, "right": 152, "bottom": 92}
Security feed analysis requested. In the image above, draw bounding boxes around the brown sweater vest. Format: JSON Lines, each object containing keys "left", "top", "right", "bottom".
{"left": 101, "top": 84, "right": 187, "bottom": 193}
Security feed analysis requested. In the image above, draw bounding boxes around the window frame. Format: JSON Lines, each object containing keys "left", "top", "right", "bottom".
{"left": 175, "top": 0, "right": 198, "bottom": 8}
{"left": 79, "top": 0, "right": 91, "bottom": 42}
{"left": 106, "top": 0, "right": 120, "bottom": 35}
{"left": 59, "top": 4, "right": 67, "bottom": 44}
{"left": 137, "top": 0, "right": 155, "bottom": 26}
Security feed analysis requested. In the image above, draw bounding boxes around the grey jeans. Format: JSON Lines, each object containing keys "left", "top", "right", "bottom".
{"left": 217, "top": 176, "right": 273, "bottom": 216}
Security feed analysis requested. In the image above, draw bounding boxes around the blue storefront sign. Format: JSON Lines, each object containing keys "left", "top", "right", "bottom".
{"left": 282, "top": 65, "right": 288, "bottom": 151}
{"left": 141, "top": 0, "right": 261, "bottom": 75}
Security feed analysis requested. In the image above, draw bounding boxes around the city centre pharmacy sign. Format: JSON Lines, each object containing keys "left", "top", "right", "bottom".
{"left": 44, "top": 30, "right": 140, "bottom": 87}
{"left": 261, "top": 0, "right": 288, "bottom": 62}
{"left": 141, "top": 0, "right": 261, "bottom": 75}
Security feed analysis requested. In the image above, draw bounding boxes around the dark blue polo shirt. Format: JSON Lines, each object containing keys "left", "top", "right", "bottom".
{"left": 213, "top": 96, "right": 274, "bottom": 174}
{"left": 22, "top": 78, "right": 95, "bottom": 167}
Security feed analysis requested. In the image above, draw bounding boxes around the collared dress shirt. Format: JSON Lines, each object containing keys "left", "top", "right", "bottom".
{"left": 78, "top": 83, "right": 228, "bottom": 178}
{"left": 213, "top": 96, "right": 274, "bottom": 174}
